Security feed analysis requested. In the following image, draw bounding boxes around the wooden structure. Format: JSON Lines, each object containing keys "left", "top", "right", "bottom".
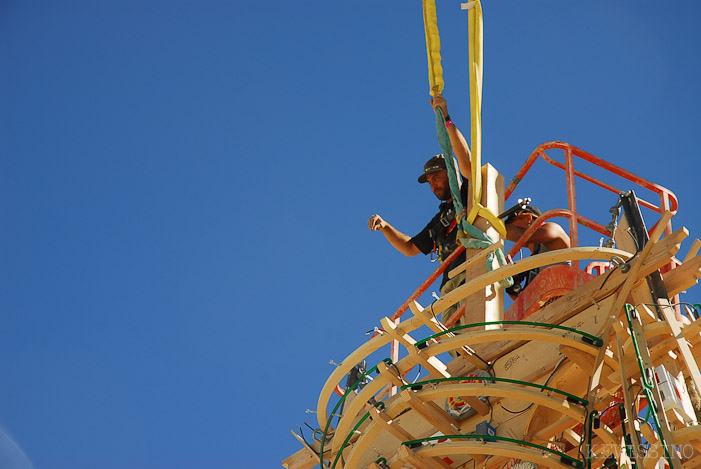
{"left": 283, "top": 143, "right": 701, "bottom": 469}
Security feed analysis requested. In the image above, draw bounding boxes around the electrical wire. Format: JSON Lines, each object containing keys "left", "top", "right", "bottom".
{"left": 597, "top": 263, "right": 618, "bottom": 291}
{"left": 636, "top": 301, "right": 698, "bottom": 312}
{"left": 427, "top": 298, "right": 494, "bottom": 370}
{"left": 388, "top": 361, "right": 407, "bottom": 386}
{"left": 297, "top": 425, "right": 320, "bottom": 456}
{"left": 464, "top": 345, "right": 492, "bottom": 371}
{"left": 410, "top": 365, "right": 423, "bottom": 384}
{"left": 487, "top": 396, "right": 494, "bottom": 424}
{"left": 499, "top": 357, "right": 567, "bottom": 414}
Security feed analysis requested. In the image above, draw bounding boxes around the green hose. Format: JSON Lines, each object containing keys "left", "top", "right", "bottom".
{"left": 402, "top": 434, "right": 584, "bottom": 467}
{"left": 402, "top": 375, "right": 588, "bottom": 406}
{"left": 414, "top": 320, "right": 603, "bottom": 347}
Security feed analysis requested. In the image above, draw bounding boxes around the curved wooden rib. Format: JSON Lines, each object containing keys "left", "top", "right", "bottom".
{"left": 631, "top": 319, "right": 701, "bottom": 343}
{"left": 433, "top": 246, "right": 632, "bottom": 316}
{"left": 329, "top": 359, "right": 420, "bottom": 453}
{"left": 343, "top": 401, "right": 413, "bottom": 468}
{"left": 423, "top": 327, "right": 602, "bottom": 359}
{"left": 331, "top": 352, "right": 596, "bottom": 454}
{"left": 315, "top": 330, "right": 395, "bottom": 430}
{"left": 327, "top": 327, "right": 600, "bottom": 455}
{"left": 328, "top": 376, "right": 390, "bottom": 453}
{"left": 412, "top": 440, "right": 577, "bottom": 469}
{"left": 344, "top": 379, "right": 587, "bottom": 468}
{"left": 326, "top": 326, "right": 605, "bottom": 455}
{"left": 316, "top": 246, "right": 630, "bottom": 429}
{"left": 405, "top": 382, "right": 587, "bottom": 421}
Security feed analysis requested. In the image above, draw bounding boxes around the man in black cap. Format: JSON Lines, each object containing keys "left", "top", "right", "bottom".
{"left": 368, "top": 95, "right": 471, "bottom": 323}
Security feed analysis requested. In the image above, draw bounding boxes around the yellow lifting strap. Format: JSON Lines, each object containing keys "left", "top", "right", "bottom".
{"left": 463, "top": 0, "right": 506, "bottom": 237}
{"left": 422, "top": 0, "right": 443, "bottom": 97}
{"left": 465, "top": 0, "right": 483, "bottom": 223}
{"left": 422, "top": 0, "right": 506, "bottom": 237}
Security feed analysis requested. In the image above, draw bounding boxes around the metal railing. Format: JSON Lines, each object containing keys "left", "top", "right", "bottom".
{"left": 506, "top": 141, "right": 678, "bottom": 252}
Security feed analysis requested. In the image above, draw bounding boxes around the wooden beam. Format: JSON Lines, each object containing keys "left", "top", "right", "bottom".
{"left": 399, "top": 389, "right": 462, "bottom": 436}
{"left": 559, "top": 345, "right": 618, "bottom": 390}
{"left": 282, "top": 446, "right": 319, "bottom": 469}
{"left": 656, "top": 299, "right": 701, "bottom": 394}
{"left": 639, "top": 422, "right": 659, "bottom": 445}
{"left": 368, "top": 406, "right": 415, "bottom": 442}
{"left": 398, "top": 444, "right": 434, "bottom": 469}
{"left": 642, "top": 441, "right": 665, "bottom": 469}
{"left": 463, "top": 164, "right": 504, "bottom": 328}
{"left": 615, "top": 335, "right": 645, "bottom": 464}
{"left": 663, "top": 252, "right": 701, "bottom": 298}
{"left": 684, "top": 238, "right": 701, "bottom": 262}
{"left": 380, "top": 316, "right": 450, "bottom": 378}
{"left": 589, "top": 212, "right": 673, "bottom": 398}
{"left": 408, "top": 300, "right": 490, "bottom": 371}
{"left": 625, "top": 303, "right": 683, "bottom": 468}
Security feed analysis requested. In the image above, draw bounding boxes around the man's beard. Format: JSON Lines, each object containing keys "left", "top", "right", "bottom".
{"left": 434, "top": 187, "right": 451, "bottom": 200}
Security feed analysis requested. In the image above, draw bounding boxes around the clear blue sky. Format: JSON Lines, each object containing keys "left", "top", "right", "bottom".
{"left": 1, "top": 1, "right": 699, "bottom": 468}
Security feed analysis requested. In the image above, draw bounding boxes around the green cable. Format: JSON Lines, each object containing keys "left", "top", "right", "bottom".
{"left": 401, "top": 376, "right": 588, "bottom": 406}
{"left": 618, "top": 403, "right": 636, "bottom": 465}
{"left": 401, "top": 434, "right": 585, "bottom": 467}
{"left": 434, "top": 107, "right": 462, "bottom": 215}
{"left": 643, "top": 400, "right": 652, "bottom": 424}
{"left": 319, "top": 358, "right": 392, "bottom": 468}
{"left": 330, "top": 402, "right": 384, "bottom": 469}
{"left": 414, "top": 320, "right": 603, "bottom": 347}
{"left": 586, "top": 409, "right": 598, "bottom": 469}
{"left": 623, "top": 304, "right": 673, "bottom": 465}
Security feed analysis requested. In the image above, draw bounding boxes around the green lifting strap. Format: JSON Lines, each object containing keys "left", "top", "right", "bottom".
{"left": 434, "top": 108, "right": 512, "bottom": 288}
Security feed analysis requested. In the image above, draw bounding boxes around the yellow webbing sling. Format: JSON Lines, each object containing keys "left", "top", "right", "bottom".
{"left": 422, "top": 0, "right": 444, "bottom": 97}
{"left": 465, "top": 0, "right": 505, "bottom": 236}
{"left": 422, "top": 0, "right": 506, "bottom": 237}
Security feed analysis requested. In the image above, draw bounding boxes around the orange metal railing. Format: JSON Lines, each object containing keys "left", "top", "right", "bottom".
{"left": 506, "top": 141, "right": 678, "bottom": 253}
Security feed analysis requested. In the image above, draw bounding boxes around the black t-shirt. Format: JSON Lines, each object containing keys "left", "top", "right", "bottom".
{"left": 411, "top": 182, "right": 469, "bottom": 287}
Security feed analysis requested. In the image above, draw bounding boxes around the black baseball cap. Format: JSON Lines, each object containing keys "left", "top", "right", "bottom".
{"left": 504, "top": 204, "right": 542, "bottom": 224}
{"left": 418, "top": 154, "right": 447, "bottom": 183}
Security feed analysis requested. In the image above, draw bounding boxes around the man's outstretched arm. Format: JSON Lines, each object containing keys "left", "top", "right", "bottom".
{"left": 368, "top": 214, "right": 421, "bottom": 257}
{"left": 430, "top": 94, "right": 472, "bottom": 181}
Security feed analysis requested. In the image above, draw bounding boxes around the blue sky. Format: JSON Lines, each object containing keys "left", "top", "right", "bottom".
{"left": 1, "top": 1, "right": 700, "bottom": 468}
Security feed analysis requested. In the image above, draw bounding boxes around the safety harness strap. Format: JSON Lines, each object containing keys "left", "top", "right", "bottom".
{"left": 435, "top": 108, "right": 512, "bottom": 288}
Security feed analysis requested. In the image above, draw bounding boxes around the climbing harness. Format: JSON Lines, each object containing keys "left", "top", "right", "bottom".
{"left": 428, "top": 203, "right": 458, "bottom": 261}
